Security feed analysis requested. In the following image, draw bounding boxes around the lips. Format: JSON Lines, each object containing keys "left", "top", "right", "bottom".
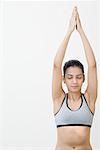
{"left": 71, "top": 86, "right": 78, "bottom": 88}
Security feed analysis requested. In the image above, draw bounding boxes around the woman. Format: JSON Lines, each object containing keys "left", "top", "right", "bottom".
{"left": 52, "top": 7, "right": 98, "bottom": 150}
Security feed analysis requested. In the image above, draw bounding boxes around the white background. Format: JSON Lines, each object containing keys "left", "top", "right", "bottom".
{"left": 0, "top": 1, "right": 100, "bottom": 150}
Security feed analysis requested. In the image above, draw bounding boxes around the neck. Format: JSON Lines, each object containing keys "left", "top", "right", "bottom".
{"left": 68, "top": 91, "right": 81, "bottom": 101}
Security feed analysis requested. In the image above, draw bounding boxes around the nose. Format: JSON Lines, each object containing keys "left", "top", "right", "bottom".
{"left": 72, "top": 78, "right": 77, "bottom": 83}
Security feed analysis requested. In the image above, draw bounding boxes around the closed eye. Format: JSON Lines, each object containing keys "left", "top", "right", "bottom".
{"left": 76, "top": 76, "right": 82, "bottom": 79}
{"left": 67, "top": 77, "right": 73, "bottom": 79}
{"left": 67, "top": 76, "right": 83, "bottom": 79}
{"left": 66, "top": 74, "right": 83, "bottom": 79}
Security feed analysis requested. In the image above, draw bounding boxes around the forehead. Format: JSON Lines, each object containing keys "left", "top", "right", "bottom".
{"left": 65, "top": 66, "right": 83, "bottom": 75}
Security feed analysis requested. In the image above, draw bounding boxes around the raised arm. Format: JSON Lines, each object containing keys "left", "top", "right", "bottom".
{"left": 76, "top": 8, "right": 98, "bottom": 103}
{"left": 52, "top": 7, "right": 77, "bottom": 101}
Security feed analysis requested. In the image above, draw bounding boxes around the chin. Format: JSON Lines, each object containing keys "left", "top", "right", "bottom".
{"left": 69, "top": 87, "right": 81, "bottom": 92}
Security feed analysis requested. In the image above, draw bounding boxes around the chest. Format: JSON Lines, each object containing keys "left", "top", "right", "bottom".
{"left": 53, "top": 94, "right": 95, "bottom": 115}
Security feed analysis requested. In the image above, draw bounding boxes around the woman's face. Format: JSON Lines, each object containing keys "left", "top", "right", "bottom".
{"left": 63, "top": 66, "right": 84, "bottom": 92}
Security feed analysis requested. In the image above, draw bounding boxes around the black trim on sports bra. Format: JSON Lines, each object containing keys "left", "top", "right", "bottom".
{"left": 54, "top": 95, "right": 66, "bottom": 116}
{"left": 82, "top": 94, "right": 94, "bottom": 115}
{"left": 66, "top": 93, "right": 83, "bottom": 111}
{"left": 54, "top": 93, "right": 94, "bottom": 116}
{"left": 57, "top": 124, "right": 91, "bottom": 128}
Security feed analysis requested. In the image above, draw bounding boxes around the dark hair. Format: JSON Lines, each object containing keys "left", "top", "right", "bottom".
{"left": 63, "top": 59, "right": 84, "bottom": 78}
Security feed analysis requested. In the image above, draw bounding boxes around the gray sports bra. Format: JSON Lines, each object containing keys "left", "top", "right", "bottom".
{"left": 54, "top": 93, "right": 94, "bottom": 128}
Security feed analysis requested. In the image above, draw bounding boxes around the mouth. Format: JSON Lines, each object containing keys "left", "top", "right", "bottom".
{"left": 71, "top": 86, "right": 78, "bottom": 88}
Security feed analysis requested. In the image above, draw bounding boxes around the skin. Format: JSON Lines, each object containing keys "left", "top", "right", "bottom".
{"left": 64, "top": 67, "right": 84, "bottom": 95}
{"left": 52, "top": 6, "right": 98, "bottom": 150}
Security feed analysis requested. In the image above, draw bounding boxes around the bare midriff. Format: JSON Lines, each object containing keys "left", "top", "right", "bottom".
{"left": 55, "top": 126, "right": 92, "bottom": 150}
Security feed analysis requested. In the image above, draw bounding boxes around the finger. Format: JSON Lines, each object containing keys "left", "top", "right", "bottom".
{"left": 74, "top": 12, "right": 77, "bottom": 21}
{"left": 76, "top": 14, "right": 79, "bottom": 23}
{"left": 74, "top": 6, "right": 77, "bottom": 11}
{"left": 74, "top": 6, "right": 78, "bottom": 14}
{"left": 72, "top": 6, "right": 77, "bottom": 16}
{"left": 76, "top": 12, "right": 81, "bottom": 25}
{"left": 76, "top": 10, "right": 80, "bottom": 19}
{"left": 71, "top": 7, "right": 78, "bottom": 23}
{"left": 73, "top": 7, "right": 78, "bottom": 18}
{"left": 72, "top": 10, "right": 77, "bottom": 20}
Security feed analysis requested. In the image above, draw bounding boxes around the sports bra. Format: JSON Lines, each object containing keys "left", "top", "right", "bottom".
{"left": 54, "top": 93, "right": 94, "bottom": 128}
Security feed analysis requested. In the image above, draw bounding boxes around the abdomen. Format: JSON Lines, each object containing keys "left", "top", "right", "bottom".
{"left": 56, "top": 126, "right": 91, "bottom": 147}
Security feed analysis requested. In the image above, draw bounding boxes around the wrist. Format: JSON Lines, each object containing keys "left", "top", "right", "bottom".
{"left": 66, "top": 29, "right": 73, "bottom": 36}
{"left": 78, "top": 27, "right": 84, "bottom": 35}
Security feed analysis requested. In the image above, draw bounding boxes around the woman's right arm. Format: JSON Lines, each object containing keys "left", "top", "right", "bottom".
{"left": 53, "top": 31, "right": 72, "bottom": 67}
{"left": 52, "top": 7, "right": 77, "bottom": 101}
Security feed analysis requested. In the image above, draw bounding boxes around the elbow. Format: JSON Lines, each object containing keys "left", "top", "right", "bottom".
{"left": 88, "top": 60, "right": 97, "bottom": 68}
{"left": 89, "top": 63, "right": 97, "bottom": 68}
{"left": 53, "top": 59, "right": 62, "bottom": 68}
{"left": 54, "top": 62, "right": 62, "bottom": 68}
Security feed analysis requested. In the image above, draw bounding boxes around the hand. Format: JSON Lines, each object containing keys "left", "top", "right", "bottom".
{"left": 68, "top": 6, "right": 77, "bottom": 34}
{"left": 76, "top": 8, "right": 83, "bottom": 33}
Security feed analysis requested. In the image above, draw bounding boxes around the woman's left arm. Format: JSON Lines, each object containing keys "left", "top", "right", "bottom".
{"left": 79, "top": 28, "right": 98, "bottom": 103}
{"left": 76, "top": 9, "right": 98, "bottom": 104}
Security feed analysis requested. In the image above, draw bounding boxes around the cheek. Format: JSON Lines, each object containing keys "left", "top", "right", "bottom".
{"left": 65, "top": 80, "right": 71, "bottom": 86}
{"left": 79, "top": 80, "right": 84, "bottom": 85}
